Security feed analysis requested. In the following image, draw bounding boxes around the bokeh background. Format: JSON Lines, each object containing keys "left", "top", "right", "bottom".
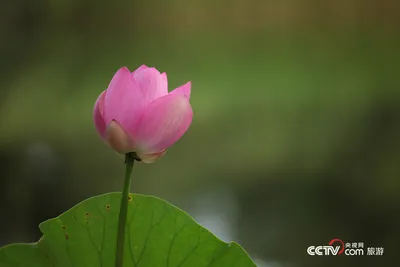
{"left": 1, "top": 0, "right": 399, "bottom": 266}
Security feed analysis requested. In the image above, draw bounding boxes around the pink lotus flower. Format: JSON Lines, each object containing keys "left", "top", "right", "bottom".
{"left": 93, "top": 65, "right": 193, "bottom": 163}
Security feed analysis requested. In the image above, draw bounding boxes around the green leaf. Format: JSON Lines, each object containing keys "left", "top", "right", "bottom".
{"left": 0, "top": 193, "right": 256, "bottom": 267}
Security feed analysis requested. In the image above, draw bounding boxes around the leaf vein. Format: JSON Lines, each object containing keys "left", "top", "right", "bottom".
{"left": 175, "top": 236, "right": 201, "bottom": 267}
{"left": 128, "top": 202, "right": 140, "bottom": 267}
{"left": 166, "top": 217, "right": 190, "bottom": 267}
{"left": 136, "top": 204, "right": 168, "bottom": 267}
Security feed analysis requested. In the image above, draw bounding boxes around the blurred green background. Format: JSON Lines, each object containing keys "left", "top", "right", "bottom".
{"left": 1, "top": 0, "right": 399, "bottom": 266}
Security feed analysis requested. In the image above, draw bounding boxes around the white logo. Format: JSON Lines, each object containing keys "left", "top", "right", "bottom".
{"left": 307, "top": 239, "right": 384, "bottom": 256}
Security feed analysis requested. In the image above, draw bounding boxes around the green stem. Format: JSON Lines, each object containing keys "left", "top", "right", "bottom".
{"left": 115, "top": 153, "right": 135, "bottom": 267}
